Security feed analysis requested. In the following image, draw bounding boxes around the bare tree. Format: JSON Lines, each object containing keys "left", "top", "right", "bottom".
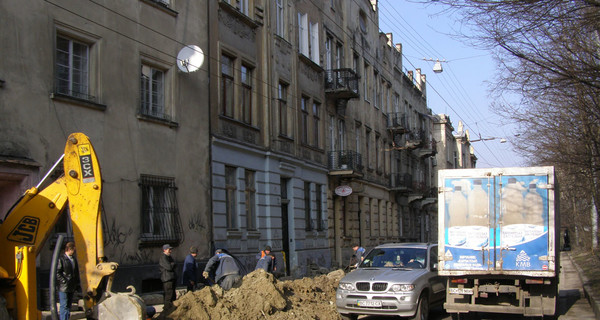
{"left": 431, "top": 0, "right": 600, "bottom": 248}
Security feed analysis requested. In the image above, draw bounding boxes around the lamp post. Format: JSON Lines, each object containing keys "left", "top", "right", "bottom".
{"left": 470, "top": 137, "right": 507, "bottom": 143}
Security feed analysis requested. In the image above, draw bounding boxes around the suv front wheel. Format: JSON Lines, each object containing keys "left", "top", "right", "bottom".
{"left": 339, "top": 314, "right": 357, "bottom": 320}
{"left": 410, "top": 293, "right": 429, "bottom": 320}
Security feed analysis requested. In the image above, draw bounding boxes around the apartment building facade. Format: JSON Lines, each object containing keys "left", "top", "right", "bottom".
{"left": 206, "top": 0, "right": 438, "bottom": 274}
{"left": 0, "top": 0, "right": 212, "bottom": 294}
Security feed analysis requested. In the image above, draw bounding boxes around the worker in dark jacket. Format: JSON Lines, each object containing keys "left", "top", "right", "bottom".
{"left": 202, "top": 249, "right": 241, "bottom": 290}
{"left": 56, "top": 241, "right": 80, "bottom": 320}
{"left": 159, "top": 244, "right": 176, "bottom": 308}
{"left": 182, "top": 246, "right": 198, "bottom": 292}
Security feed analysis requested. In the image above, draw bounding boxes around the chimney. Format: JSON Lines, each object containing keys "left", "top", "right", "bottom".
{"left": 386, "top": 33, "right": 393, "bottom": 47}
{"left": 407, "top": 70, "right": 413, "bottom": 82}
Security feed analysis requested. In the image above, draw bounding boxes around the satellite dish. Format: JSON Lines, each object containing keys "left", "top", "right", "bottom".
{"left": 177, "top": 45, "right": 204, "bottom": 73}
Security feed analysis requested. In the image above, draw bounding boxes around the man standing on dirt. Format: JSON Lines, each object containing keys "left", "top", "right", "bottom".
{"left": 182, "top": 246, "right": 198, "bottom": 292}
{"left": 159, "top": 244, "right": 177, "bottom": 308}
{"left": 202, "top": 249, "right": 242, "bottom": 290}
{"left": 256, "top": 245, "right": 277, "bottom": 272}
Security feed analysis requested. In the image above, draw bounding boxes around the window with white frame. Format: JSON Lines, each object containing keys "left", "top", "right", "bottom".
{"left": 239, "top": 0, "right": 249, "bottom": 15}
{"left": 241, "top": 64, "right": 253, "bottom": 124}
{"left": 56, "top": 35, "right": 90, "bottom": 100}
{"left": 140, "top": 64, "right": 166, "bottom": 119}
{"left": 298, "top": 12, "right": 319, "bottom": 64}
{"left": 276, "top": 0, "right": 286, "bottom": 38}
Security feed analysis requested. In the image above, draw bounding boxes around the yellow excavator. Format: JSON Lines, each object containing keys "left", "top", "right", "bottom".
{"left": 0, "top": 133, "right": 145, "bottom": 319}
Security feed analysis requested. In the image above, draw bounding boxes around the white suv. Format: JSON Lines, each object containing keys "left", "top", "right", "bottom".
{"left": 336, "top": 243, "right": 445, "bottom": 320}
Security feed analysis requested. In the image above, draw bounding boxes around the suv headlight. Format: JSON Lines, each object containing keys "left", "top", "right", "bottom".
{"left": 338, "top": 282, "right": 355, "bottom": 291}
{"left": 390, "top": 284, "right": 415, "bottom": 292}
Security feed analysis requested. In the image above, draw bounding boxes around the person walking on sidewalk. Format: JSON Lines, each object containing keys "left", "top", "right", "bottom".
{"left": 159, "top": 244, "right": 177, "bottom": 308}
{"left": 182, "top": 246, "right": 199, "bottom": 292}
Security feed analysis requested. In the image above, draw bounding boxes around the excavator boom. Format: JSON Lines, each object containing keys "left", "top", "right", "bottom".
{"left": 0, "top": 133, "right": 145, "bottom": 319}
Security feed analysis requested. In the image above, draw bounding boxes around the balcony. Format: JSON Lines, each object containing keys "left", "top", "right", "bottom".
{"left": 387, "top": 113, "right": 408, "bottom": 133}
{"left": 417, "top": 139, "right": 437, "bottom": 158}
{"left": 405, "top": 130, "right": 424, "bottom": 149}
{"left": 328, "top": 150, "right": 362, "bottom": 176}
{"left": 325, "top": 69, "right": 359, "bottom": 99}
{"left": 391, "top": 173, "right": 412, "bottom": 192}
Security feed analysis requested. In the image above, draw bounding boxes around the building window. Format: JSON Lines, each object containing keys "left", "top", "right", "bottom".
{"left": 312, "top": 102, "right": 320, "bottom": 148}
{"left": 304, "top": 181, "right": 313, "bottom": 231}
{"left": 365, "top": 129, "right": 371, "bottom": 168}
{"left": 278, "top": 82, "right": 288, "bottom": 136}
{"left": 245, "top": 170, "right": 256, "bottom": 230}
{"left": 140, "top": 175, "right": 182, "bottom": 242}
{"left": 301, "top": 96, "right": 309, "bottom": 145}
{"left": 55, "top": 35, "right": 90, "bottom": 100}
{"left": 338, "top": 119, "right": 346, "bottom": 150}
{"left": 221, "top": 54, "right": 234, "bottom": 118}
{"left": 373, "top": 71, "right": 379, "bottom": 108}
{"left": 353, "top": 53, "right": 359, "bottom": 73}
{"left": 140, "top": 64, "right": 166, "bottom": 119}
{"left": 276, "top": 0, "right": 286, "bottom": 38}
{"left": 316, "top": 184, "right": 324, "bottom": 230}
{"left": 298, "top": 12, "right": 319, "bottom": 64}
{"left": 241, "top": 64, "right": 253, "bottom": 124}
{"left": 239, "top": 0, "right": 249, "bottom": 15}
{"left": 363, "top": 61, "right": 369, "bottom": 102}
{"left": 225, "top": 166, "right": 238, "bottom": 229}
{"left": 375, "top": 133, "right": 380, "bottom": 172}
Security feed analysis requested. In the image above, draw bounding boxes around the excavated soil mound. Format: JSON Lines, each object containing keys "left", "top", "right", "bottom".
{"left": 159, "top": 269, "right": 345, "bottom": 320}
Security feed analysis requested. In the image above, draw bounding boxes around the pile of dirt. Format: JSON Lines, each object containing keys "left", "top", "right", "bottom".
{"left": 158, "top": 269, "right": 345, "bottom": 320}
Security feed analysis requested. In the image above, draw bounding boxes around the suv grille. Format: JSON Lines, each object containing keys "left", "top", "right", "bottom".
{"left": 356, "top": 282, "right": 370, "bottom": 291}
{"left": 372, "top": 282, "right": 388, "bottom": 291}
{"left": 355, "top": 282, "right": 388, "bottom": 291}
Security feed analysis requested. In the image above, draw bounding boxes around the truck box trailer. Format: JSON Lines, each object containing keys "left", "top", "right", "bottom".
{"left": 438, "top": 166, "right": 559, "bottom": 317}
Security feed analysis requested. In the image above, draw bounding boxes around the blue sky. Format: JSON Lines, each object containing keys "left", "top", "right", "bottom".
{"left": 377, "top": 0, "right": 525, "bottom": 168}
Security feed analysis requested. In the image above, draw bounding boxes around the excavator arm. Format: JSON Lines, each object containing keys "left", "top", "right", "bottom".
{"left": 0, "top": 133, "right": 144, "bottom": 319}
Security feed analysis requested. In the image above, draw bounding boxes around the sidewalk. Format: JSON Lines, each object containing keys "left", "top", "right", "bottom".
{"left": 568, "top": 250, "right": 600, "bottom": 320}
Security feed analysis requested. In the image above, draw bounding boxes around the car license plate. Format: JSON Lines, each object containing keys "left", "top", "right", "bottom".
{"left": 357, "top": 300, "right": 382, "bottom": 307}
{"left": 449, "top": 288, "right": 474, "bottom": 295}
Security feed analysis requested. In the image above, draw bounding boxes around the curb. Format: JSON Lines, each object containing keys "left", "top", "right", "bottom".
{"left": 567, "top": 252, "right": 600, "bottom": 320}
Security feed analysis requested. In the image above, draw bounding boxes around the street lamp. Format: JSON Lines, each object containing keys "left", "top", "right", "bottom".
{"left": 423, "top": 58, "right": 446, "bottom": 73}
{"left": 470, "top": 137, "right": 507, "bottom": 143}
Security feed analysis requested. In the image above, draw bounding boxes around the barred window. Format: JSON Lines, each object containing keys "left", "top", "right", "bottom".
{"left": 140, "top": 175, "right": 182, "bottom": 243}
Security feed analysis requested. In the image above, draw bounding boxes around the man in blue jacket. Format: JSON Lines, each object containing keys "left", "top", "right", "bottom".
{"left": 182, "top": 246, "right": 198, "bottom": 292}
{"left": 202, "top": 249, "right": 241, "bottom": 290}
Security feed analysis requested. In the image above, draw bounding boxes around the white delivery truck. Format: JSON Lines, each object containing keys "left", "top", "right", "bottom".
{"left": 438, "top": 167, "right": 559, "bottom": 318}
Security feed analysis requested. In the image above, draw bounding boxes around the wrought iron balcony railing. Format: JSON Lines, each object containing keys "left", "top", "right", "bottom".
{"left": 387, "top": 113, "right": 408, "bottom": 133}
{"left": 325, "top": 69, "right": 359, "bottom": 99}
{"left": 328, "top": 150, "right": 362, "bottom": 172}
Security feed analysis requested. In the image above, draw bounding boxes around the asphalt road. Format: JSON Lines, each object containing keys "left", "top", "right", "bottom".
{"left": 361, "top": 252, "right": 596, "bottom": 320}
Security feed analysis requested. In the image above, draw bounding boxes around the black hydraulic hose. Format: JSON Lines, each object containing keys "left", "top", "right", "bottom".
{"left": 50, "top": 235, "right": 65, "bottom": 320}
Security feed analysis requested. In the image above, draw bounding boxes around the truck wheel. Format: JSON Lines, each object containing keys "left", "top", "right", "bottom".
{"left": 410, "top": 293, "right": 429, "bottom": 320}
{"left": 339, "top": 314, "right": 357, "bottom": 320}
